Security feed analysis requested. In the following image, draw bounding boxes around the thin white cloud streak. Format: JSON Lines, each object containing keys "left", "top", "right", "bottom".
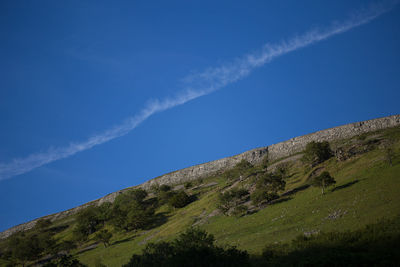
{"left": 0, "top": 1, "right": 397, "bottom": 181}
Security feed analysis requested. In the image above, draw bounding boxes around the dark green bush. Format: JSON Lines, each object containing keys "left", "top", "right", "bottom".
{"left": 301, "top": 141, "right": 333, "bottom": 166}
{"left": 43, "top": 254, "right": 87, "bottom": 267}
{"left": 111, "top": 190, "right": 154, "bottom": 232}
{"left": 94, "top": 229, "right": 112, "bottom": 247}
{"left": 168, "top": 191, "right": 191, "bottom": 208}
{"left": 123, "top": 228, "right": 250, "bottom": 267}
{"left": 127, "top": 188, "right": 148, "bottom": 203}
{"left": 111, "top": 200, "right": 154, "bottom": 232}
{"left": 217, "top": 188, "right": 249, "bottom": 215}
{"left": 159, "top": 185, "right": 172, "bottom": 192}
{"left": 222, "top": 160, "right": 254, "bottom": 180}
{"left": 251, "top": 172, "right": 285, "bottom": 205}
{"left": 72, "top": 206, "right": 107, "bottom": 241}
{"left": 184, "top": 182, "right": 193, "bottom": 189}
{"left": 157, "top": 190, "right": 175, "bottom": 205}
{"left": 250, "top": 189, "right": 278, "bottom": 205}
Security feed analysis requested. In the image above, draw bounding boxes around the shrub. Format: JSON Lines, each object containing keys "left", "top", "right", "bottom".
{"left": 169, "top": 191, "right": 191, "bottom": 208}
{"left": 72, "top": 206, "right": 105, "bottom": 240}
{"left": 274, "top": 162, "right": 289, "bottom": 177}
{"left": 184, "top": 182, "right": 193, "bottom": 189}
{"left": 256, "top": 173, "right": 286, "bottom": 192}
{"left": 43, "top": 254, "right": 87, "bottom": 267}
{"left": 8, "top": 233, "right": 43, "bottom": 264}
{"left": 301, "top": 141, "right": 333, "bottom": 167}
{"left": 223, "top": 160, "right": 254, "bottom": 180}
{"left": 157, "top": 190, "right": 175, "bottom": 205}
{"left": 217, "top": 188, "right": 249, "bottom": 215}
{"left": 251, "top": 172, "right": 285, "bottom": 205}
{"left": 159, "top": 185, "right": 172, "bottom": 192}
{"left": 127, "top": 188, "right": 148, "bottom": 203}
{"left": 111, "top": 200, "right": 154, "bottom": 232}
{"left": 235, "top": 159, "right": 253, "bottom": 173}
{"left": 123, "top": 228, "right": 250, "bottom": 267}
{"left": 111, "top": 191, "right": 155, "bottom": 232}
{"left": 94, "top": 229, "right": 112, "bottom": 247}
{"left": 251, "top": 189, "right": 278, "bottom": 205}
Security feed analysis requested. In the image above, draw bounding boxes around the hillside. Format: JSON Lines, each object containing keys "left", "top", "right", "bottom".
{"left": 1, "top": 115, "right": 400, "bottom": 266}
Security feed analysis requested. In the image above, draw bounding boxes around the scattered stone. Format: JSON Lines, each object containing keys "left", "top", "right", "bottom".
{"left": 304, "top": 229, "right": 320, "bottom": 237}
{"left": 325, "top": 209, "right": 348, "bottom": 220}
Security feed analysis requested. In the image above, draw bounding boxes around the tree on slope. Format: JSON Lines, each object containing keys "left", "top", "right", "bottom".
{"left": 94, "top": 229, "right": 113, "bottom": 247}
{"left": 312, "top": 171, "right": 336, "bottom": 194}
{"left": 302, "top": 141, "right": 333, "bottom": 167}
{"left": 251, "top": 172, "right": 286, "bottom": 205}
{"left": 111, "top": 191, "right": 154, "bottom": 232}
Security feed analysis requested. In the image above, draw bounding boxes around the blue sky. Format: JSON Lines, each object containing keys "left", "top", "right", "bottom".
{"left": 0, "top": 0, "right": 399, "bottom": 231}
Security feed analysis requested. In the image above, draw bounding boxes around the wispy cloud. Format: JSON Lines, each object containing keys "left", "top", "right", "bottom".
{"left": 0, "top": 1, "right": 397, "bottom": 181}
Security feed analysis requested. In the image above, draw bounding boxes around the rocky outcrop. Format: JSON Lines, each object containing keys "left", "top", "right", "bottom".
{"left": 139, "top": 146, "right": 268, "bottom": 190}
{"left": 1, "top": 114, "right": 399, "bottom": 239}
{"left": 140, "top": 114, "right": 400, "bottom": 188}
{"left": 266, "top": 115, "right": 400, "bottom": 161}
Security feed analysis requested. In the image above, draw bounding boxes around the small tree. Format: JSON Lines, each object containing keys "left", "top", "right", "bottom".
{"left": 123, "top": 228, "right": 250, "bottom": 267}
{"left": 223, "top": 160, "right": 254, "bottom": 180}
{"left": 8, "top": 233, "right": 43, "bottom": 266}
{"left": 251, "top": 172, "right": 285, "bottom": 206}
{"left": 169, "top": 191, "right": 191, "bottom": 208}
{"left": 235, "top": 160, "right": 254, "bottom": 173}
{"left": 52, "top": 254, "right": 87, "bottom": 267}
{"left": 312, "top": 171, "right": 336, "bottom": 194}
{"left": 127, "top": 188, "right": 148, "bottom": 203}
{"left": 111, "top": 199, "right": 154, "bottom": 232}
{"left": 94, "top": 229, "right": 112, "bottom": 247}
{"left": 217, "top": 188, "right": 249, "bottom": 215}
{"left": 302, "top": 141, "right": 333, "bottom": 167}
{"left": 275, "top": 162, "right": 289, "bottom": 178}
{"left": 97, "top": 202, "right": 112, "bottom": 225}
{"left": 251, "top": 189, "right": 278, "bottom": 205}
{"left": 157, "top": 190, "right": 175, "bottom": 205}
{"left": 73, "top": 206, "right": 104, "bottom": 241}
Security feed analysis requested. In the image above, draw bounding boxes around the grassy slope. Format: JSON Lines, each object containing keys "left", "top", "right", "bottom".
{"left": 1, "top": 128, "right": 398, "bottom": 267}
{"left": 76, "top": 127, "right": 400, "bottom": 266}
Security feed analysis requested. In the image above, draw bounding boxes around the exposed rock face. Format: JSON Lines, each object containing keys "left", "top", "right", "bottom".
{"left": 139, "top": 147, "right": 268, "bottom": 190}
{"left": 1, "top": 114, "right": 399, "bottom": 239}
{"left": 140, "top": 114, "right": 400, "bottom": 188}
{"left": 267, "top": 115, "right": 400, "bottom": 161}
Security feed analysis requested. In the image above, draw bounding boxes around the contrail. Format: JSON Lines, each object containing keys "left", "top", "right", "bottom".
{"left": 0, "top": 1, "right": 397, "bottom": 181}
